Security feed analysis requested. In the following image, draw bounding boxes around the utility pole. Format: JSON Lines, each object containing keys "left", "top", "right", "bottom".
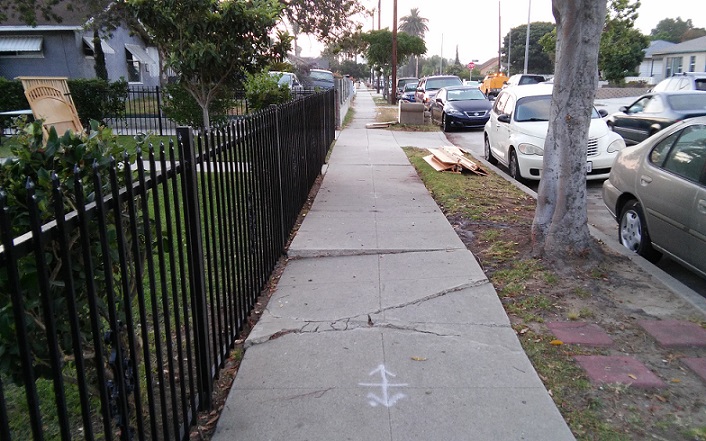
{"left": 524, "top": 0, "right": 531, "bottom": 74}
{"left": 439, "top": 34, "right": 443, "bottom": 74}
{"left": 378, "top": 0, "right": 381, "bottom": 30}
{"left": 497, "top": 1, "right": 502, "bottom": 73}
{"left": 391, "top": 0, "right": 398, "bottom": 104}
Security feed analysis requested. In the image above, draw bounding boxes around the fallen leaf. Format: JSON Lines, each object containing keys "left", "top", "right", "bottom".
{"left": 655, "top": 395, "right": 667, "bottom": 402}
{"left": 550, "top": 339, "right": 563, "bottom": 346}
{"left": 411, "top": 356, "right": 427, "bottom": 361}
{"left": 671, "top": 378, "right": 681, "bottom": 383}
{"left": 628, "top": 374, "right": 637, "bottom": 380}
{"left": 519, "top": 328, "right": 529, "bottom": 335}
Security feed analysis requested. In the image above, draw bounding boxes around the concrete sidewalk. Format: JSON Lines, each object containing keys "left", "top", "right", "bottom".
{"left": 212, "top": 88, "right": 575, "bottom": 441}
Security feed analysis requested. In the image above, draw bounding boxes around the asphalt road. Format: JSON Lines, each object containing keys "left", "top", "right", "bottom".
{"left": 445, "top": 127, "right": 706, "bottom": 298}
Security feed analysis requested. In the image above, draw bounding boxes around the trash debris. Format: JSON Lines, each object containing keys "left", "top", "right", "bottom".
{"left": 365, "top": 121, "right": 397, "bottom": 129}
{"left": 423, "top": 146, "right": 488, "bottom": 175}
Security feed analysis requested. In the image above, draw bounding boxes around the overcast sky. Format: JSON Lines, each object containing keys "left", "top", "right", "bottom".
{"left": 295, "top": 0, "right": 705, "bottom": 65}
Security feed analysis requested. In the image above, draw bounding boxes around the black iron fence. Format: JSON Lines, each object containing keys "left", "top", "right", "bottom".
{"left": 0, "top": 89, "right": 336, "bottom": 440}
{"left": 106, "top": 78, "right": 351, "bottom": 137}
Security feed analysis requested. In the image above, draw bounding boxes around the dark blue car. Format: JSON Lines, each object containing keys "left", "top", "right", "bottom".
{"left": 430, "top": 86, "right": 493, "bottom": 132}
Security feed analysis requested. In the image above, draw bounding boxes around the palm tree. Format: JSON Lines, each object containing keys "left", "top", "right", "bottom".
{"left": 398, "top": 8, "right": 429, "bottom": 38}
{"left": 398, "top": 8, "right": 429, "bottom": 77}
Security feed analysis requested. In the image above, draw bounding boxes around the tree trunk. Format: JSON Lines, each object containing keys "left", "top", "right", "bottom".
{"left": 93, "top": 29, "right": 108, "bottom": 81}
{"left": 531, "top": 0, "right": 607, "bottom": 259}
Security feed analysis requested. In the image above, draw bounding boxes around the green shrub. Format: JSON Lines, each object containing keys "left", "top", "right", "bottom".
{"left": 162, "top": 83, "right": 236, "bottom": 129}
{"left": 67, "top": 78, "right": 129, "bottom": 126}
{"left": 0, "top": 119, "right": 141, "bottom": 383}
{"left": 0, "top": 78, "right": 29, "bottom": 133}
{"left": 244, "top": 71, "right": 291, "bottom": 111}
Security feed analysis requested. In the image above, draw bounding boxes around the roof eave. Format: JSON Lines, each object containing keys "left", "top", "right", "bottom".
{"left": 0, "top": 25, "right": 83, "bottom": 31}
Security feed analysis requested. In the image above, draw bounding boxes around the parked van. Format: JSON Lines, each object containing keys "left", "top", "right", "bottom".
{"left": 306, "top": 69, "right": 335, "bottom": 89}
{"left": 480, "top": 72, "right": 509, "bottom": 98}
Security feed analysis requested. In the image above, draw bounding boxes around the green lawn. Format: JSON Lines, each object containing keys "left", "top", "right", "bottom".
{"left": 0, "top": 134, "right": 174, "bottom": 159}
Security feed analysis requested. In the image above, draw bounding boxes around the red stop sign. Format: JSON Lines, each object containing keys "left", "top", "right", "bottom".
{"left": 467, "top": 62, "right": 475, "bottom": 70}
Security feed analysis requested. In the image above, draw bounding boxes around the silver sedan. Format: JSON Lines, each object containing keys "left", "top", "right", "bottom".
{"left": 603, "top": 116, "right": 706, "bottom": 279}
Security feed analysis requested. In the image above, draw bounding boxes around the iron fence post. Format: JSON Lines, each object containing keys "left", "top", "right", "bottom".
{"left": 273, "top": 106, "right": 287, "bottom": 248}
{"left": 177, "top": 126, "right": 213, "bottom": 410}
{"left": 156, "top": 85, "right": 164, "bottom": 136}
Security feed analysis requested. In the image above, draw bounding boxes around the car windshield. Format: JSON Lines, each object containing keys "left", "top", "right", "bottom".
{"left": 425, "top": 77, "right": 462, "bottom": 91}
{"left": 270, "top": 72, "right": 292, "bottom": 86}
{"left": 404, "top": 83, "right": 417, "bottom": 92}
{"left": 666, "top": 94, "right": 706, "bottom": 111}
{"left": 446, "top": 88, "right": 486, "bottom": 101}
{"left": 310, "top": 71, "right": 334, "bottom": 83}
{"left": 515, "top": 95, "right": 601, "bottom": 121}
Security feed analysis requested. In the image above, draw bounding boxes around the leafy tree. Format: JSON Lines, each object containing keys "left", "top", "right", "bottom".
{"left": 538, "top": 0, "right": 648, "bottom": 84}
{"left": 650, "top": 17, "right": 706, "bottom": 43}
{"left": 281, "top": 0, "right": 366, "bottom": 45}
{"left": 680, "top": 28, "right": 706, "bottom": 41}
{"left": 126, "top": 0, "right": 290, "bottom": 129}
{"left": 0, "top": 0, "right": 65, "bottom": 24}
{"left": 598, "top": 0, "right": 649, "bottom": 84}
{"left": 502, "top": 22, "right": 556, "bottom": 75}
{"left": 532, "top": 0, "right": 606, "bottom": 259}
{"left": 361, "top": 29, "right": 426, "bottom": 95}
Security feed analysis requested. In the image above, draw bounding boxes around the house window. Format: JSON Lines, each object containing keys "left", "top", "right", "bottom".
{"left": 666, "top": 57, "right": 683, "bottom": 77}
{"left": 0, "top": 35, "right": 43, "bottom": 58}
{"left": 126, "top": 48, "right": 142, "bottom": 83}
{"left": 83, "top": 36, "right": 115, "bottom": 58}
{"left": 690, "top": 56, "right": 696, "bottom": 72}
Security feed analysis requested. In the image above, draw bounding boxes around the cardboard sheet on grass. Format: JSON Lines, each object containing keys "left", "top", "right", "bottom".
{"left": 424, "top": 146, "right": 487, "bottom": 175}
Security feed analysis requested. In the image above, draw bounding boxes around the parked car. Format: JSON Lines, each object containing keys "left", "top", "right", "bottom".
{"left": 400, "top": 82, "right": 418, "bottom": 102}
{"left": 602, "top": 116, "right": 706, "bottom": 278}
{"left": 463, "top": 80, "right": 481, "bottom": 87}
{"left": 503, "top": 74, "right": 546, "bottom": 88}
{"left": 484, "top": 83, "right": 626, "bottom": 181}
{"left": 396, "top": 77, "right": 418, "bottom": 98}
{"left": 429, "top": 86, "right": 492, "bottom": 132}
{"left": 650, "top": 72, "right": 706, "bottom": 93}
{"left": 415, "top": 75, "right": 463, "bottom": 109}
{"left": 606, "top": 91, "right": 706, "bottom": 145}
{"left": 305, "top": 69, "right": 335, "bottom": 89}
{"left": 269, "top": 71, "right": 303, "bottom": 92}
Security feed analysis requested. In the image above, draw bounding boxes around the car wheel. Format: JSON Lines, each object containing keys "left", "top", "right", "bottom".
{"left": 484, "top": 136, "right": 498, "bottom": 165}
{"left": 442, "top": 113, "right": 452, "bottom": 132}
{"left": 618, "top": 199, "right": 662, "bottom": 262}
{"left": 509, "top": 149, "right": 523, "bottom": 181}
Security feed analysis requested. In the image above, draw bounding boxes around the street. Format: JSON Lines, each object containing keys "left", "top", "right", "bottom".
{"left": 445, "top": 128, "right": 706, "bottom": 298}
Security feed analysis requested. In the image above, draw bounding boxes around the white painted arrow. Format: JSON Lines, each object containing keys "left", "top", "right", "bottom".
{"left": 358, "top": 364, "right": 408, "bottom": 407}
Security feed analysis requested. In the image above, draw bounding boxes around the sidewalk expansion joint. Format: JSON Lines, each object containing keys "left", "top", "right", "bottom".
{"left": 287, "top": 247, "right": 466, "bottom": 260}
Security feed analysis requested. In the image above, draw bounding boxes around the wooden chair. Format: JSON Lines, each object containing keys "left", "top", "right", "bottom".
{"left": 17, "top": 77, "right": 84, "bottom": 140}
{"left": 23, "top": 83, "right": 84, "bottom": 140}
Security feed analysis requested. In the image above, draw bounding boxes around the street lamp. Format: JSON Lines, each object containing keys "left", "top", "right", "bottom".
{"left": 524, "top": 0, "right": 531, "bottom": 74}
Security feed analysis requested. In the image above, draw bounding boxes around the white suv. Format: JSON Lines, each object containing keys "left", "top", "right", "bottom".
{"left": 483, "top": 83, "right": 626, "bottom": 181}
{"left": 651, "top": 72, "right": 706, "bottom": 92}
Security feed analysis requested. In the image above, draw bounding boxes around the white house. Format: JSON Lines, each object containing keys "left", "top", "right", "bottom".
{"left": 652, "top": 35, "right": 706, "bottom": 79}
{"left": 635, "top": 40, "right": 675, "bottom": 84}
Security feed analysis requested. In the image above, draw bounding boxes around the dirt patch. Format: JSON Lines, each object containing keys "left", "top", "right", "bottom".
{"left": 448, "top": 205, "right": 706, "bottom": 440}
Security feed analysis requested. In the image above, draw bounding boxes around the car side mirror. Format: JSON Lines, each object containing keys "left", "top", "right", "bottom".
{"left": 598, "top": 109, "right": 608, "bottom": 117}
{"left": 498, "top": 114, "right": 511, "bottom": 123}
{"left": 619, "top": 106, "right": 628, "bottom": 113}
{"left": 435, "top": 98, "right": 443, "bottom": 104}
